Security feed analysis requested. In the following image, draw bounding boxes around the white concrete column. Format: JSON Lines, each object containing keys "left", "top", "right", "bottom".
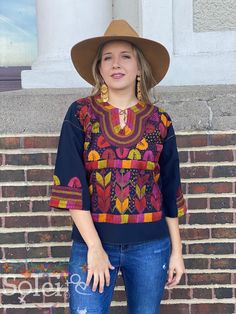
{"left": 21, "top": 0, "right": 112, "bottom": 88}
{"left": 141, "top": 0, "right": 236, "bottom": 86}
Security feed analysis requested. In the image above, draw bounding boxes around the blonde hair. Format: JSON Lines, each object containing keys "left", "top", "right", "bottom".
{"left": 91, "top": 41, "right": 156, "bottom": 104}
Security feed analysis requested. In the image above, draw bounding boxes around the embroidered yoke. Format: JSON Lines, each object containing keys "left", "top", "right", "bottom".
{"left": 49, "top": 95, "right": 187, "bottom": 244}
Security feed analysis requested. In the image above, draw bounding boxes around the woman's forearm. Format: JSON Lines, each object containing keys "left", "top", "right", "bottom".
{"left": 69, "top": 209, "right": 102, "bottom": 249}
{"left": 165, "top": 217, "right": 183, "bottom": 254}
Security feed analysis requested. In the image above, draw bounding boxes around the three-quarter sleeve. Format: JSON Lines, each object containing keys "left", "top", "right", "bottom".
{"left": 159, "top": 113, "right": 187, "bottom": 218}
{"left": 49, "top": 102, "right": 90, "bottom": 211}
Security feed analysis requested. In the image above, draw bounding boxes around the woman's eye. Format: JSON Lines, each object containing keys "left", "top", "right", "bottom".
{"left": 103, "top": 56, "right": 111, "bottom": 61}
{"left": 123, "top": 55, "right": 131, "bottom": 59}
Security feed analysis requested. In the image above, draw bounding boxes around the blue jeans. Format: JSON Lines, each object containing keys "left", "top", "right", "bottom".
{"left": 68, "top": 236, "right": 171, "bottom": 314}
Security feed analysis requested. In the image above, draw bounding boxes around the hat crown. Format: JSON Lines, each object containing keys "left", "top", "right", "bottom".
{"left": 104, "top": 19, "right": 139, "bottom": 38}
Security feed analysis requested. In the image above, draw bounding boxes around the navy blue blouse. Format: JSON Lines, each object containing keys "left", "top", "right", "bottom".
{"left": 49, "top": 95, "right": 187, "bottom": 244}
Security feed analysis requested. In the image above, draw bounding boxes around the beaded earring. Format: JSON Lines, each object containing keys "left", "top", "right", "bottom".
{"left": 100, "top": 83, "right": 109, "bottom": 102}
{"left": 137, "top": 75, "right": 142, "bottom": 101}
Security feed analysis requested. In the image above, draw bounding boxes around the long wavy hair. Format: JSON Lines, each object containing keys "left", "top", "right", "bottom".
{"left": 91, "top": 40, "right": 157, "bottom": 104}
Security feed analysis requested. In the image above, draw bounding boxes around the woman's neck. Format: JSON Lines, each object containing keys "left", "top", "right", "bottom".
{"left": 108, "top": 89, "right": 138, "bottom": 110}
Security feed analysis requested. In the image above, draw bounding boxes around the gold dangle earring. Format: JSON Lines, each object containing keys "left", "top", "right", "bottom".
{"left": 100, "top": 82, "right": 109, "bottom": 102}
{"left": 137, "top": 75, "right": 142, "bottom": 101}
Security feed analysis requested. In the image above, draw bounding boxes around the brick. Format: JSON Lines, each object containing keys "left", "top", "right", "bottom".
{"left": 23, "top": 136, "right": 58, "bottom": 149}
{"left": 184, "top": 258, "right": 209, "bottom": 269}
{"left": 0, "top": 137, "right": 20, "bottom": 149}
{"left": 9, "top": 200, "right": 30, "bottom": 212}
{"left": 188, "top": 198, "right": 207, "bottom": 209}
{"left": 232, "top": 273, "right": 236, "bottom": 284}
{"left": 233, "top": 197, "right": 236, "bottom": 208}
{"left": 212, "top": 228, "right": 236, "bottom": 238}
{"left": 4, "top": 247, "right": 49, "bottom": 259}
{"left": 110, "top": 307, "right": 127, "bottom": 314}
{"left": 44, "top": 290, "right": 66, "bottom": 303}
{"left": 182, "top": 182, "right": 187, "bottom": 194}
{"left": 192, "top": 287, "right": 212, "bottom": 299}
{"left": 2, "top": 292, "right": 42, "bottom": 305}
{"left": 209, "top": 133, "right": 236, "bottom": 146}
{"left": 191, "top": 303, "right": 234, "bottom": 314}
{"left": 179, "top": 151, "right": 188, "bottom": 163}
{"left": 188, "top": 182, "right": 232, "bottom": 194}
{"left": 211, "top": 258, "right": 236, "bottom": 269}
{"left": 1, "top": 276, "right": 54, "bottom": 290}
{"left": 188, "top": 273, "right": 231, "bottom": 285}
{"left": 32, "top": 200, "right": 51, "bottom": 212}
{"left": 189, "top": 243, "right": 233, "bottom": 254}
{"left": 50, "top": 216, "right": 72, "bottom": 227}
{"left": 28, "top": 230, "right": 71, "bottom": 243}
{"left": 28, "top": 262, "right": 67, "bottom": 274}
{"left": 0, "top": 170, "right": 24, "bottom": 182}
{"left": 190, "top": 150, "right": 234, "bottom": 162}
{"left": 27, "top": 169, "right": 53, "bottom": 181}
{"left": 0, "top": 262, "right": 26, "bottom": 275}
{"left": 180, "top": 228, "right": 209, "bottom": 240}
{"left": 51, "top": 246, "right": 70, "bottom": 258}
{"left": 0, "top": 201, "right": 8, "bottom": 213}
{"left": 162, "top": 289, "right": 168, "bottom": 300}
{"left": 5, "top": 216, "right": 48, "bottom": 228}
{"left": 51, "top": 153, "right": 57, "bottom": 165}
{"left": 180, "top": 166, "right": 209, "bottom": 179}
{"left": 189, "top": 212, "right": 233, "bottom": 225}
{"left": 169, "top": 288, "right": 191, "bottom": 299}
{"left": 2, "top": 185, "right": 47, "bottom": 198}
{"left": 213, "top": 165, "right": 236, "bottom": 177}
{"left": 159, "top": 304, "right": 189, "bottom": 314}
{"left": 176, "top": 135, "right": 208, "bottom": 148}
{"left": 215, "top": 287, "right": 233, "bottom": 298}
{"left": 5, "top": 153, "right": 48, "bottom": 166}
{"left": 210, "top": 197, "right": 230, "bottom": 209}
{"left": 0, "top": 232, "right": 25, "bottom": 244}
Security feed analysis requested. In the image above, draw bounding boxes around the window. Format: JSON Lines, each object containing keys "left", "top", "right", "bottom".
{"left": 0, "top": 0, "right": 37, "bottom": 91}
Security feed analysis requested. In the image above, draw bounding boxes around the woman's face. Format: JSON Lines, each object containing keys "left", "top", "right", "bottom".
{"left": 99, "top": 40, "right": 139, "bottom": 96}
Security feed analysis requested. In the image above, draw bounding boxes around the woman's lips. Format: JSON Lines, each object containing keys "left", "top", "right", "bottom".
{"left": 111, "top": 73, "right": 125, "bottom": 79}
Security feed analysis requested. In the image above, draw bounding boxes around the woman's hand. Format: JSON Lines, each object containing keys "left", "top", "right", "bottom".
{"left": 85, "top": 244, "right": 115, "bottom": 293}
{"left": 165, "top": 250, "right": 185, "bottom": 288}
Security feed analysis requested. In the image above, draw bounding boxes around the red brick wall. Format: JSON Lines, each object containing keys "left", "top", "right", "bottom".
{"left": 0, "top": 132, "right": 235, "bottom": 314}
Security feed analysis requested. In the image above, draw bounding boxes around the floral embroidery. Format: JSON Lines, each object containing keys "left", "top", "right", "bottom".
{"left": 49, "top": 96, "right": 187, "bottom": 223}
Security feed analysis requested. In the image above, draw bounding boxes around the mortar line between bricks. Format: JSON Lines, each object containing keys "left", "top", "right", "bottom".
{"left": 2, "top": 238, "right": 235, "bottom": 248}
{"left": 0, "top": 254, "right": 235, "bottom": 263}
{"left": 1, "top": 177, "right": 236, "bottom": 185}
{"left": 1, "top": 224, "right": 235, "bottom": 233}
{"left": 0, "top": 165, "right": 54, "bottom": 170}
{"left": 0, "top": 161, "right": 235, "bottom": 170}
{"left": 178, "top": 145, "right": 236, "bottom": 151}
{"left": 1, "top": 145, "right": 236, "bottom": 154}
{"left": 1, "top": 130, "right": 236, "bottom": 137}
{"left": 1, "top": 208, "right": 235, "bottom": 216}
{"left": 1, "top": 193, "right": 235, "bottom": 201}
{"left": 0, "top": 298, "right": 235, "bottom": 306}
{"left": 0, "top": 280, "right": 235, "bottom": 289}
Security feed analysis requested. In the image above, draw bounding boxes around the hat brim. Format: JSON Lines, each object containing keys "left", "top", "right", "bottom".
{"left": 71, "top": 35, "right": 170, "bottom": 87}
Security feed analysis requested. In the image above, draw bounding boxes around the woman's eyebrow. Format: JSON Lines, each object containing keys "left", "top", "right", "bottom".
{"left": 102, "top": 50, "right": 132, "bottom": 55}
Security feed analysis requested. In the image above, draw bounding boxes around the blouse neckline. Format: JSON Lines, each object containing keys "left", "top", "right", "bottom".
{"left": 91, "top": 95, "right": 154, "bottom": 147}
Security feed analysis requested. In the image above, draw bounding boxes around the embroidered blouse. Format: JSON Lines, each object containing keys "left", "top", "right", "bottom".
{"left": 49, "top": 95, "right": 187, "bottom": 244}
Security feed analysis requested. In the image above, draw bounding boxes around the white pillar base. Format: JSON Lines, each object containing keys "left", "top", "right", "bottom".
{"left": 22, "top": 0, "right": 112, "bottom": 88}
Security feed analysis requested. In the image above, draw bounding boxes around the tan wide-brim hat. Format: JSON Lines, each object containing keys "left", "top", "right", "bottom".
{"left": 71, "top": 19, "right": 170, "bottom": 87}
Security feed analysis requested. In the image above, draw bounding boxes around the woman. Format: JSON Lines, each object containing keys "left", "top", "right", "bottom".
{"left": 49, "top": 20, "right": 187, "bottom": 314}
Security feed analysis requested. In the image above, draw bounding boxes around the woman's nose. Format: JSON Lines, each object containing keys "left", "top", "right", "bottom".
{"left": 112, "top": 57, "right": 120, "bottom": 68}
{"left": 112, "top": 63, "right": 120, "bottom": 69}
